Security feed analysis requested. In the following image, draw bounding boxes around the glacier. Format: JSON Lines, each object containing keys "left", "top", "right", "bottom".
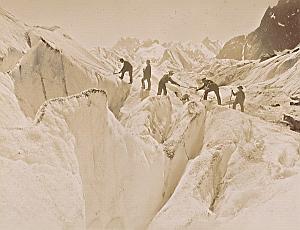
{"left": 0, "top": 6, "right": 300, "bottom": 230}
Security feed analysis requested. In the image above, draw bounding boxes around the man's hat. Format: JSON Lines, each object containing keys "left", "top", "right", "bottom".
{"left": 169, "top": 70, "right": 174, "bottom": 75}
{"left": 119, "top": 58, "right": 124, "bottom": 62}
{"left": 202, "top": 77, "right": 207, "bottom": 81}
{"left": 146, "top": 60, "right": 150, "bottom": 64}
{"left": 237, "top": 86, "right": 243, "bottom": 89}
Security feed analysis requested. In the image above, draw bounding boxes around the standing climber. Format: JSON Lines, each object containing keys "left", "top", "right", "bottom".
{"left": 118, "top": 58, "right": 133, "bottom": 84}
{"left": 141, "top": 60, "right": 151, "bottom": 90}
{"left": 196, "top": 78, "right": 221, "bottom": 105}
{"left": 157, "top": 71, "right": 180, "bottom": 95}
{"left": 232, "top": 86, "right": 245, "bottom": 112}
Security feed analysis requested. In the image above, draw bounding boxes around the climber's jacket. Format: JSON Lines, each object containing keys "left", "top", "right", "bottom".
{"left": 196, "top": 80, "right": 219, "bottom": 91}
{"left": 119, "top": 61, "right": 133, "bottom": 73}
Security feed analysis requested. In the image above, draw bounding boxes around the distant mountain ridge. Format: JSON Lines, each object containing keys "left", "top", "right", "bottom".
{"left": 91, "top": 37, "right": 222, "bottom": 70}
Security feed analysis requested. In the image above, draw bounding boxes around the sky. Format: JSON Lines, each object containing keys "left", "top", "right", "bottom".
{"left": 0, "top": 0, "right": 278, "bottom": 48}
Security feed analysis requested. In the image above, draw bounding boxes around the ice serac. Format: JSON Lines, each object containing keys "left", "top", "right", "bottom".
{"left": 121, "top": 94, "right": 207, "bottom": 209}
{"left": 0, "top": 73, "right": 27, "bottom": 127}
{"left": 35, "top": 89, "right": 167, "bottom": 230}
{"left": 149, "top": 107, "right": 300, "bottom": 230}
{"left": 0, "top": 8, "right": 29, "bottom": 72}
{"left": 160, "top": 101, "right": 206, "bottom": 203}
{"left": 11, "top": 26, "right": 130, "bottom": 118}
{"left": 0, "top": 75, "right": 85, "bottom": 230}
{"left": 121, "top": 96, "right": 173, "bottom": 143}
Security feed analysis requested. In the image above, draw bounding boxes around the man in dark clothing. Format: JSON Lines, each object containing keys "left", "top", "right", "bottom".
{"left": 157, "top": 71, "right": 180, "bottom": 95}
{"left": 196, "top": 78, "right": 221, "bottom": 105}
{"left": 118, "top": 58, "right": 133, "bottom": 84}
{"left": 141, "top": 60, "right": 151, "bottom": 90}
{"left": 232, "top": 86, "right": 245, "bottom": 112}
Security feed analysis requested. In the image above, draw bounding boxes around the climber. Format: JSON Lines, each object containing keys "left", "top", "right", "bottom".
{"left": 141, "top": 60, "right": 151, "bottom": 90}
{"left": 181, "top": 94, "right": 190, "bottom": 104}
{"left": 290, "top": 95, "right": 300, "bottom": 106}
{"left": 196, "top": 78, "right": 221, "bottom": 105}
{"left": 118, "top": 58, "right": 133, "bottom": 84}
{"left": 157, "top": 71, "right": 180, "bottom": 95}
{"left": 174, "top": 92, "right": 190, "bottom": 104}
{"left": 232, "top": 86, "right": 245, "bottom": 112}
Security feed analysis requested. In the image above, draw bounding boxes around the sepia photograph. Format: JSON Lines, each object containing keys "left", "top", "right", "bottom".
{"left": 0, "top": 0, "right": 299, "bottom": 229}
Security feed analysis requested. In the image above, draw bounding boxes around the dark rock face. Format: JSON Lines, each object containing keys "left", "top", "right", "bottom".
{"left": 259, "top": 0, "right": 300, "bottom": 51}
{"left": 218, "top": 0, "right": 300, "bottom": 60}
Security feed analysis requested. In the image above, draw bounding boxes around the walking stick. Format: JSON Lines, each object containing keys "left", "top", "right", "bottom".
{"left": 180, "top": 85, "right": 190, "bottom": 89}
{"left": 229, "top": 90, "right": 233, "bottom": 108}
{"left": 189, "top": 86, "right": 198, "bottom": 90}
{"left": 200, "top": 93, "right": 204, "bottom": 101}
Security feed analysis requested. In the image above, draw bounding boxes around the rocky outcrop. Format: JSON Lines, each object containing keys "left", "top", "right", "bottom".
{"left": 218, "top": 0, "right": 300, "bottom": 60}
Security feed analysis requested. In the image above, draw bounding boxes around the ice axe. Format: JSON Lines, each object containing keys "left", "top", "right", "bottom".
{"left": 229, "top": 90, "right": 233, "bottom": 108}
{"left": 189, "top": 86, "right": 198, "bottom": 90}
{"left": 179, "top": 85, "right": 190, "bottom": 89}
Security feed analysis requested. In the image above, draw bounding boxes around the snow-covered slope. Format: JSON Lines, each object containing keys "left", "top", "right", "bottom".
{"left": 0, "top": 8, "right": 30, "bottom": 72}
{"left": 149, "top": 106, "right": 300, "bottom": 229}
{"left": 0, "top": 10, "right": 207, "bottom": 229}
{"left": 34, "top": 89, "right": 167, "bottom": 230}
{"left": 201, "top": 45, "right": 300, "bottom": 122}
{"left": 0, "top": 73, "right": 85, "bottom": 230}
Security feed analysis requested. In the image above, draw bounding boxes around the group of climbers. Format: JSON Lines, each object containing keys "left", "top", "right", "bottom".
{"left": 116, "top": 58, "right": 245, "bottom": 112}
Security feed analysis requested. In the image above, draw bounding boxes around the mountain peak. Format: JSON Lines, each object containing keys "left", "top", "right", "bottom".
{"left": 218, "top": 0, "right": 300, "bottom": 60}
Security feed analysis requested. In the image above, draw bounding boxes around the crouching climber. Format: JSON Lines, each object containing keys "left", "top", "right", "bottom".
{"left": 283, "top": 114, "right": 300, "bottom": 132}
{"left": 232, "top": 86, "right": 245, "bottom": 112}
{"left": 175, "top": 92, "right": 190, "bottom": 104}
{"left": 181, "top": 94, "right": 190, "bottom": 103}
{"left": 196, "top": 78, "right": 221, "bottom": 105}
{"left": 157, "top": 71, "right": 180, "bottom": 95}
{"left": 118, "top": 58, "right": 133, "bottom": 84}
{"left": 290, "top": 95, "right": 300, "bottom": 106}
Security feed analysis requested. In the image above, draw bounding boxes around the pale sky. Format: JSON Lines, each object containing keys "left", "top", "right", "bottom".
{"left": 0, "top": 0, "right": 278, "bottom": 48}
